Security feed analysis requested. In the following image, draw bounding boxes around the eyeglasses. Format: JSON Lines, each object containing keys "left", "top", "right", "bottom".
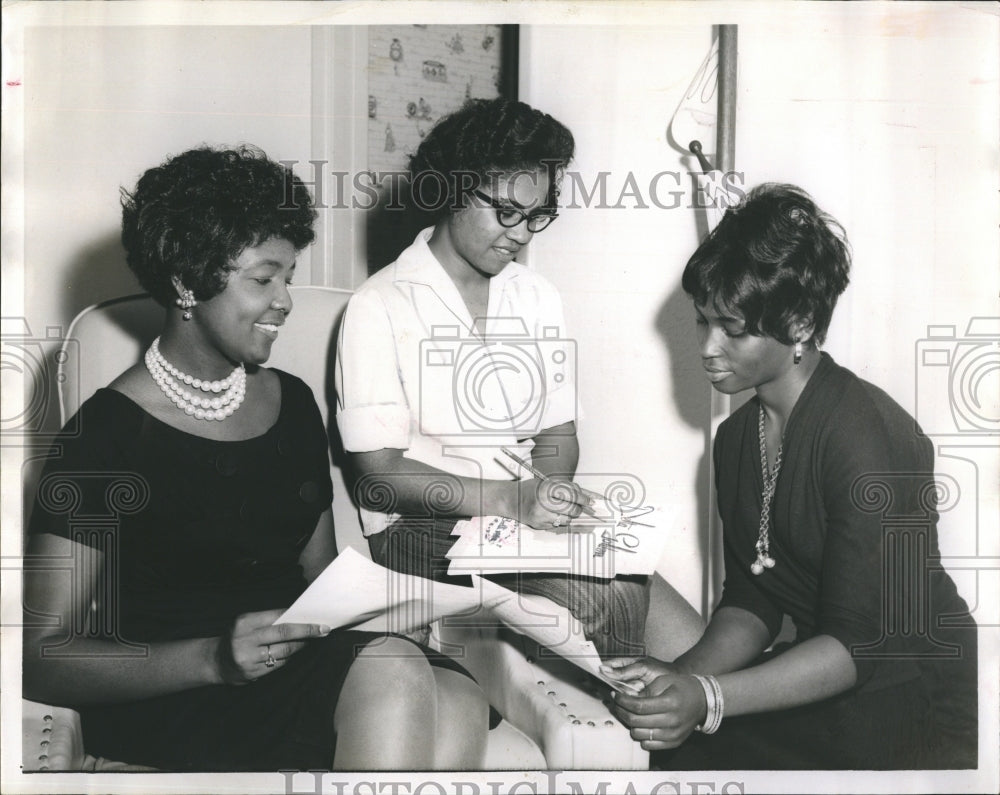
{"left": 471, "top": 189, "right": 559, "bottom": 233}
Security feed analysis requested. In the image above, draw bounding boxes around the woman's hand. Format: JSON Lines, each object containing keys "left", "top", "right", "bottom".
{"left": 214, "top": 609, "right": 331, "bottom": 685}
{"left": 608, "top": 670, "right": 708, "bottom": 751}
{"left": 600, "top": 656, "right": 680, "bottom": 691}
{"left": 518, "top": 477, "right": 594, "bottom": 533}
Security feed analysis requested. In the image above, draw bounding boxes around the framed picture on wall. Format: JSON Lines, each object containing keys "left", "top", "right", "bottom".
{"left": 364, "top": 24, "right": 520, "bottom": 272}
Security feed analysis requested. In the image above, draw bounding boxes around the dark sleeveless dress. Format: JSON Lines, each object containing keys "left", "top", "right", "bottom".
{"left": 26, "top": 370, "right": 481, "bottom": 771}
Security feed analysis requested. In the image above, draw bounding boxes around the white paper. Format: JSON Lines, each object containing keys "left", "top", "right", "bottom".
{"left": 275, "top": 547, "right": 486, "bottom": 634}
{"left": 446, "top": 506, "right": 671, "bottom": 577}
{"left": 274, "top": 548, "right": 638, "bottom": 693}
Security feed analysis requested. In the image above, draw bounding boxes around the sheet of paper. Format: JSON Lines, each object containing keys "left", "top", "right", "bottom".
{"left": 446, "top": 505, "right": 672, "bottom": 577}
{"left": 276, "top": 549, "right": 640, "bottom": 693}
{"left": 472, "top": 575, "right": 641, "bottom": 696}
{"left": 275, "top": 547, "right": 485, "bottom": 634}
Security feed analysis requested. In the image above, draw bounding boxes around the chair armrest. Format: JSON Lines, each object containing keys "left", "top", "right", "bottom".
{"left": 22, "top": 699, "right": 86, "bottom": 771}
{"left": 434, "top": 622, "right": 648, "bottom": 770}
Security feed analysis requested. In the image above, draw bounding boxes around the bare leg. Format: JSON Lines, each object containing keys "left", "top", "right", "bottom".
{"left": 333, "top": 637, "right": 437, "bottom": 770}
{"left": 643, "top": 572, "right": 705, "bottom": 661}
{"left": 430, "top": 667, "right": 489, "bottom": 769}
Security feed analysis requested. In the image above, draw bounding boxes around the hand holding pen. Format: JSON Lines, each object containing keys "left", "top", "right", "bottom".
{"left": 500, "top": 447, "right": 599, "bottom": 533}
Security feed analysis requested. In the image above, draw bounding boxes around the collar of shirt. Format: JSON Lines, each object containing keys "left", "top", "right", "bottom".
{"left": 390, "top": 227, "right": 526, "bottom": 336}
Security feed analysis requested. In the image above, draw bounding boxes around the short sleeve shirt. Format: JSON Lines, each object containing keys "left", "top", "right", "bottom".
{"left": 335, "top": 227, "right": 579, "bottom": 536}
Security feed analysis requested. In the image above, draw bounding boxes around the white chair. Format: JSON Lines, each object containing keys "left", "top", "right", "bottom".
{"left": 23, "top": 286, "right": 645, "bottom": 771}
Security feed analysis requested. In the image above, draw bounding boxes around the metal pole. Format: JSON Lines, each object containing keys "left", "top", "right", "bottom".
{"left": 705, "top": 24, "right": 738, "bottom": 615}
{"left": 716, "top": 25, "right": 738, "bottom": 174}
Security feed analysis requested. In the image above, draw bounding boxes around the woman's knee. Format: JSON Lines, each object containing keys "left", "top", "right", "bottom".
{"left": 360, "top": 635, "right": 435, "bottom": 673}
{"left": 644, "top": 573, "right": 705, "bottom": 660}
{"left": 433, "top": 667, "right": 488, "bottom": 716}
{"left": 344, "top": 636, "right": 437, "bottom": 703}
{"left": 431, "top": 667, "right": 489, "bottom": 768}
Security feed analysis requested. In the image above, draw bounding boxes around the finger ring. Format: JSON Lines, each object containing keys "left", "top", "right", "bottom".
{"left": 647, "top": 728, "right": 654, "bottom": 741}
{"left": 553, "top": 516, "right": 564, "bottom": 527}
{"left": 264, "top": 645, "right": 276, "bottom": 668}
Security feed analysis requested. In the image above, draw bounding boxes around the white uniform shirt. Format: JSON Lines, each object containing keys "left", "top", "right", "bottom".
{"left": 335, "top": 227, "right": 579, "bottom": 537}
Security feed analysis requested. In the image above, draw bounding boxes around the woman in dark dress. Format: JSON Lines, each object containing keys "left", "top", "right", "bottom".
{"left": 22, "top": 146, "right": 489, "bottom": 771}
{"left": 604, "top": 183, "right": 978, "bottom": 769}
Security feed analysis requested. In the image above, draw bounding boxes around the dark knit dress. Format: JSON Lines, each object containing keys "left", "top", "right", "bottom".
{"left": 657, "top": 354, "right": 977, "bottom": 770}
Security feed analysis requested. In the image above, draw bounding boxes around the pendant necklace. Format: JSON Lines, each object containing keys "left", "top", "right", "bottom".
{"left": 752, "top": 406, "right": 782, "bottom": 575}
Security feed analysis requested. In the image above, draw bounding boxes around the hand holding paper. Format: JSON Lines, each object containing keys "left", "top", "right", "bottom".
{"left": 273, "top": 548, "right": 641, "bottom": 694}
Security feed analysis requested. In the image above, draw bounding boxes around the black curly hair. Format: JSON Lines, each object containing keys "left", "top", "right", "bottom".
{"left": 682, "top": 183, "right": 851, "bottom": 345}
{"left": 407, "top": 97, "right": 575, "bottom": 218}
{"left": 121, "top": 145, "right": 316, "bottom": 306}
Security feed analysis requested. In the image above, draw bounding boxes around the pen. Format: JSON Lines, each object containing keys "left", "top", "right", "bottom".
{"left": 500, "top": 447, "right": 600, "bottom": 519}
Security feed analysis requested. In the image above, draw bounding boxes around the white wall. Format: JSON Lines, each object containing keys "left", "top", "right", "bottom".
{"left": 23, "top": 25, "right": 315, "bottom": 360}
{"left": 521, "top": 6, "right": 999, "bottom": 616}
{"left": 521, "top": 25, "right": 718, "bottom": 612}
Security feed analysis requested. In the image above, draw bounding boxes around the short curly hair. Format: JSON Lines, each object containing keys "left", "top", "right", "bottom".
{"left": 121, "top": 145, "right": 316, "bottom": 306}
{"left": 681, "top": 183, "right": 851, "bottom": 345}
{"left": 407, "top": 98, "right": 575, "bottom": 218}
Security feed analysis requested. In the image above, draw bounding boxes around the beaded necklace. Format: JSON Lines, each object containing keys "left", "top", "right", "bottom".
{"left": 752, "top": 406, "right": 782, "bottom": 575}
{"left": 144, "top": 337, "right": 246, "bottom": 421}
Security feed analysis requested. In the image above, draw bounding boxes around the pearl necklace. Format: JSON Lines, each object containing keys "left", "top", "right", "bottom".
{"left": 144, "top": 337, "right": 246, "bottom": 421}
{"left": 752, "top": 406, "right": 782, "bottom": 575}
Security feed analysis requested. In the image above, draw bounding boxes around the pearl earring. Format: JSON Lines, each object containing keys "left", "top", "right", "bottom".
{"left": 176, "top": 289, "right": 196, "bottom": 321}
{"left": 793, "top": 340, "right": 803, "bottom": 365}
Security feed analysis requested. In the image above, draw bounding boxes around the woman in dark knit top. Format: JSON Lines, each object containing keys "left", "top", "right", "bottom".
{"left": 605, "top": 184, "right": 977, "bottom": 769}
